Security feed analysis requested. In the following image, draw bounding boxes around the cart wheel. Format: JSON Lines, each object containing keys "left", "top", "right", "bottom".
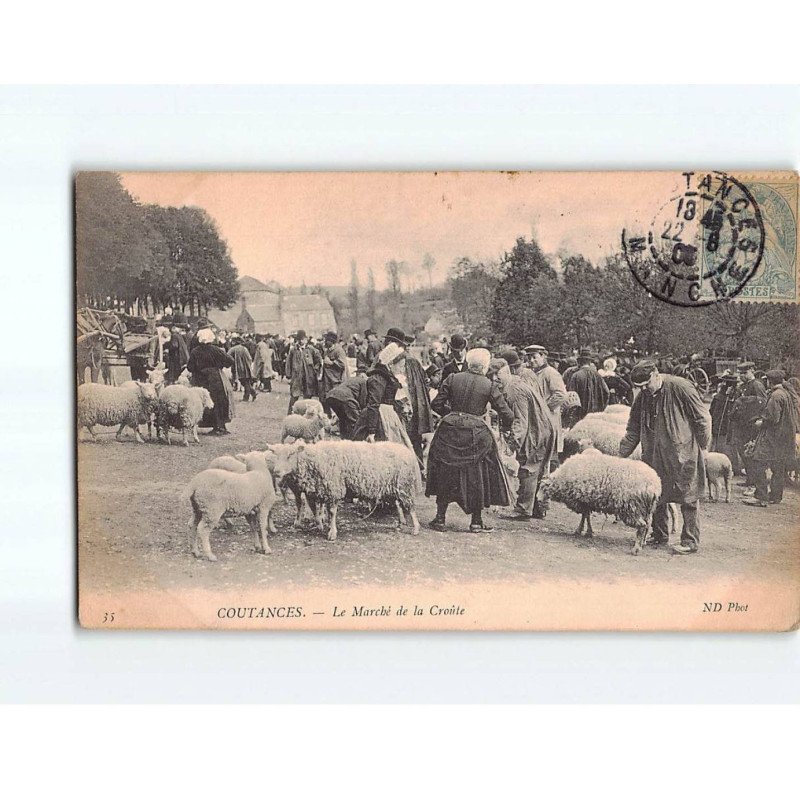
{"left": 691, "top": 367, "right": 710, "bottom": 398}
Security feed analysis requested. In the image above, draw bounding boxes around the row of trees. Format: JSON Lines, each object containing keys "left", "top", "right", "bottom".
{"left": 448, "top": 236, "right": 799, "bottom": 364}
{"left": 76, "top": 173, "right": 239, "bottom": 316}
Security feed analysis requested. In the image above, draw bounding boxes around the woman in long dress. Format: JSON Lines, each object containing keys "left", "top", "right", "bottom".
{"left": 426, "top": 348, "right": 515, "bottom": 532}
{"left": 351, "top": 342, "right": 415, "bottom": 451}
{"left": 186, "top": 328, "right": 235, "bottom": 435}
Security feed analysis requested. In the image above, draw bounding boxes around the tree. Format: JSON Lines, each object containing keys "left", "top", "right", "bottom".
{"left": 385, "top": 259, "right": 408, "bottom": 299}
{"left": 75, "top": 172, "right": 163, "bottom": 311}
{"left": 422, "top": 252, "right": 436, "bottom": 290}
{"left": 347, "top": 259, "right": 361, "bottom": 330}
{"left": 560, "top": 255, "right": 605, "bottom": 349}
{"left": 365, "top": 267, "right": 377, "bottom": 328}
{"left": 448, "top": 257, "right": 500, "bottom": 341}
{"left": 491, "top": 236, "right": 560, "bottom": 346}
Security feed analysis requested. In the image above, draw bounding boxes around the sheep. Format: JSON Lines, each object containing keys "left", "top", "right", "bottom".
{"left": 156, "top": 385, "right": 214, "bottom": 446}
{"left": 176, "top": 369, "right": 191, "bottom": 387}
{"left": 280, "top": 412, "right": 330, "bottom": 444}
{"left": 207, "top": 455, "right": 247, "bottom": 473}
{"left": 120, "top": 379, "right": 162, "bottom": 440}
{"left": 187, "top": 451, "right": 277, "bottom": 562}
{"left": 269, "top": 440, "right": 423, "bottom": 541}
{"left": 291, "top": 398, "right": 325, "bottom": 417}
{"left": 541, "top": 446, "right": 662, "bottom": 555}
{"left": 77, "top": 381, "right": 158, "bottom": 443}
{"left": 603, "top": 404, "right": 630, "bottom": 418}
{"left": 562, "top": 415, "right": 637, "bottom": 460}
{"left": 705, "top": 451, "right": 733, "bottom": 502}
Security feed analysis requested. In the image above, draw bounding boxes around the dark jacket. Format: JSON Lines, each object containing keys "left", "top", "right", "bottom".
{"left": 432, "top": 371, "right": 513, "bottom": 424}
{"left": 320, "top": 342, "right": 347, "bottom": 400}
{"left": 566, "top": 364, "right": 609, "bottom": 418}
{"left": 620, "top": 375, "right": 712, "bottom": 504}
{"left": 404, "top": 355, "right": 434, "bottom": 436}
{"left": 753, "top": 383, "right": 800, "bottom": 462}
{"left": 440, "top": 356, "right": 468, "bottom": 385}
{"left": 228, "top": 344, "right": 254, "bottom": 382}
{"left": 352, "top": 363, "right": 401, "bottom": 439}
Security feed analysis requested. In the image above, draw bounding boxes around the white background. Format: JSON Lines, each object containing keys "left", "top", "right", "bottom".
{"left": 1, "top": 85, "right": 799, "bottom": 703}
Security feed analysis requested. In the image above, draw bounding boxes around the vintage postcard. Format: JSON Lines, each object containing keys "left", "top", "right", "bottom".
{"left": 76, "top": 170, "right": 800, "bottom": 631}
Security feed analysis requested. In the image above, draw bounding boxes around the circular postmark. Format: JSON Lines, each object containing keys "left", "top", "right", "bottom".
{"left": 622, "top": 171, "right": 765, "bottom": 306}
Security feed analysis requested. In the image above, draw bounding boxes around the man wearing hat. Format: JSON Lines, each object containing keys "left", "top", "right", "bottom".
{"left": 709, "top": 371, "right": 739, "bottom": 453}
{"left": 729, "top": 361, "right": 768, "bottom": 485}
{"left": 440, "top": 334, "right": 469, "bottom": 384}
{"left": 284, "top": 329, "right": 322, "bottom": 414}
{"left": 566, "top": 347, "right": 609, "bottom": 421}
{"left": 620, "top": 360, "right": 711, "bottom": 554}
{"left": 397, "top": 331, "right": 434, "bottom": 466}
{"left": 356, "top": 329, "right": 381, "bottom": 375}
{"left": 523, "top": 344, "right": 568, "bottom": 466}
{"left": 744, "top": 370, "right": 800, "bottom": 507}
{"left": 320, "top": 331, "right": 347, "bottom": 410}
{"left": 495, "top": 349, "right": 556, "bottom": 522}
{"left": 228, "top": 335, "right": 257, "bottom": 401}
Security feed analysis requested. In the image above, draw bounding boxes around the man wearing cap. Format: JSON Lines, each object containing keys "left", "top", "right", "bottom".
{"left": 729, "top": 361, "right": 768, "bottom": 485}
{"left": 319, "top": 331, "right": 347, "bottom": 409}
{"left": 743, "top": 370, "right": 800, "bottom": 507}
{"left": 496, "top": 349, "right": 555, "bottom": 522}
{"left": 566, "top": 348, "right": 609, "bottom": 420}
{"left": 620, "top": 360, "right": 711, "bottom": 554}
{"left": 228, "top": 335, "right": 257, "bottom": 402}
{"left": 356, "top": 329, "right": 380, "bottom": 375}
{"left": 440, "top": 334, "right": 469, "bottom": 384}
{"left": 522, "top": 345, "right": 568, "bottom": 466}
{"left": 284, "top": 329, "right": 322, "bottom": 414}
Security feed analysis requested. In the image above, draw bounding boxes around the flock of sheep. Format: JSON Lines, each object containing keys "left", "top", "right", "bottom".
{"left": 78, "top": 378, "right": 733, "bottom": 562}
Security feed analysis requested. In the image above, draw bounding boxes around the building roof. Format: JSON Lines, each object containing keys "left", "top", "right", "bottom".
{"left": 281, "top": 294, "right": 333, "bottom": 311}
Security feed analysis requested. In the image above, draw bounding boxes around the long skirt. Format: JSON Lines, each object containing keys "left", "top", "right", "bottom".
{"left": 425, "top": 412, "right": 511, "bottom": 514}
{"left": 197, "top": 368, "right": 234, "bottom": 429}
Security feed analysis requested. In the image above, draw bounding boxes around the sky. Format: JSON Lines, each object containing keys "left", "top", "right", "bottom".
{"left": 121, "top": 171, "right": 681, "bottom": 290}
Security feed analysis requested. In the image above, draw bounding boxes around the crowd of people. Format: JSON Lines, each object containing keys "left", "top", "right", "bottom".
{"left": 145, "top": 313, "right": 799, "bottom": 552}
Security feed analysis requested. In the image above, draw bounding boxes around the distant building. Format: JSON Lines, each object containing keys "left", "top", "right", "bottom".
{"left": 208, "top": 275, "right": 336, "bottom": 337}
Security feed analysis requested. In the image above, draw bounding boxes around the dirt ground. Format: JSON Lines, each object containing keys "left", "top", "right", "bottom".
{"left": 78, "top": 379, "right": 800, "bottom": 593}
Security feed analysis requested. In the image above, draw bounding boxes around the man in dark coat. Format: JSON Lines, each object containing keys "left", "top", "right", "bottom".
{"left": 401, "top": 333, "right": 434, "bottom": 465}
{"left": 729, "top": 361, "right": 768, "bottom": 485}
{"left": 325, "top": 374, "right": 368, "bottom": 440}
{"left": 356, "top": 329, "right": 381, "bottom": 374}
{"left": 566, "top": 348, "right": 609, "bottom": 420}
{"left": 743, "top": 370, "right": 800, "bottom": 507}
{"left": 320, "top": 331, "right": 347, "bottom": 407}
{"left": 165, "top": 325, "right": 190, "bottom": 384}
{"left": 439, "top": 334, "right": 469, "bottom": 384}
{"left": 228, "top": 337, "right": 257, "bottom": 401}
{"left": 497, "top": 350, "right": 556, "bottom": 521}
{"left": 620, "top": 360, "right": 712, "bottom": 554}
{"left": 284, "top": 329, "right": 322, "bottom": 414}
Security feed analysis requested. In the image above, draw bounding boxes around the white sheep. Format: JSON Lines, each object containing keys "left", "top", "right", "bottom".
{"left": 541, "top": 446, "right": 662, "bottom": 555}
{"left": 562, "top": 414, "right": 638, "bottom": 460}
{"left": 603, "top": 404, "right": 630, "bottom": 418}
{"left": 77, "top": 381, "right": 158, "bottom": 443}
{"left": 291, "top": 398, "right": 325, "bottom": 417}
{"left": 280, "top": 412, "right": 330, "bottom": 444}
{"left": 156, "top": 385, "right": 214, "bottom": 446}
{"left": 187, "top": 451, "right": 277, "bottom": 562}
{"left": 705, "top": 451, "right": 733, "bottom": 502}
{"left": 176, "top": 369, "right": 191, "bottom": 387}
{"left": 269, "top": 440, "right": 423, "bottom": 541}
{"left": 207, "top": 455, "right": 247, "bottom": 473}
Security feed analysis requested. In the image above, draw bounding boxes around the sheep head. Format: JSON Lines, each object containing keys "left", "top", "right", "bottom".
{"left": 269, "top": 442, "right": 305, "bottom": 483}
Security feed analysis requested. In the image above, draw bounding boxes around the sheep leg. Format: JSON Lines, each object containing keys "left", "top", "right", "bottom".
{"left": 408, "top": 504, "right": 420, "bottom": 536}
{"left": 267, "top": 507, "right": 277, "bottom": 534}
{"left": 573, "top": 512, "right": 586, "bottom": 537}
{"left": 256, "top": 505, "right": 273, "bottom": 554}
{"left": 584, "top": 513, "right": 594, "bottom": 538}
{"left": 707, "top": 478, "right": 714, "bottom": 502}
{"left": 85, "top": 425, "right": 97, "bottom": 442}
{"left": 115, "top": 422, "right": 127, "bottom": 442}
{"left": 182, "top": 427, "right": 189, "bottom": 447}
{"left": 326, "top": 503, "right": 338, "bottom": 541}
{"left": 395, "top": 501, "right": 406, "bottom": 526}
{"left": 189, "top": 504, "right": 202, "bottom": 558}
{"left": 725, "top": 472, "right": 732, "bottom": 503}
{"left": 631, "top": 511, "right": 653, "bottom": 556}
{"left": 197, "top": 517, "right": 218, "bottom": 562}
{"left": 193, "top": 424, "right": 200, "bottom": 444}
{"left": 292, "top": 491, "right": 304, "bottom": 528}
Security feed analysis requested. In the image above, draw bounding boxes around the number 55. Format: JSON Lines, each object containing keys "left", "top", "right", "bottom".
{"left": 103, "top": 612, "right": 115, "bottom": 623}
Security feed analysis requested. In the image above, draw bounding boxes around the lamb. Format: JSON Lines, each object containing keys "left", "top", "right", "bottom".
{"left": 291, "top": 398, "right": 325, "bottom": 417}
{"left": 77, "top": 381, "right": 158, "bottom": 443}
{"left": 562, "top": 414, "right": 638, "bottom": 460}
{"left": 705, "top": 451, "right": 733, "bottom": 502}
{"left": 280, "top": 411, "right": 330, "bottom": 444}
{"left": 156, "top": 385, "right": 214, "bottom": 446}
{"left": 541, "top": 446, "right": 662, "bottom": 555}
{"left": 269, "top": 440, "right": 423, "bottom": 541}
{"left": 187, "top": 451, "right": 277, "bottom": 561}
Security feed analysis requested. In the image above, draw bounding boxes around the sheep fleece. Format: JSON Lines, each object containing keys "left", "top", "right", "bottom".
{"left": 77, "top": 382, "right": 154, "bottom": 429}
{"left": 546, "top": 451, "right": 661, "bottom": 528}
{"left": 158, "top": 385, "right": 212, "bottom": 430}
